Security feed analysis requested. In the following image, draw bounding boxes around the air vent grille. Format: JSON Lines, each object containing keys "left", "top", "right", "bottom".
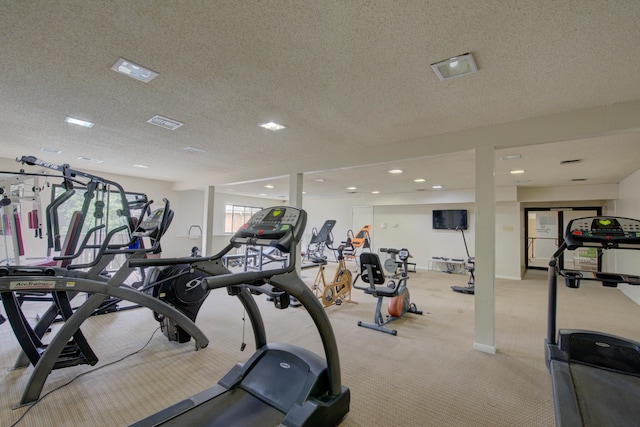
{"left": 147, "top": 115, "right": 184, "bottom": 130}
{"left": 560, "top": 159, "right": 582, "bottom": 165}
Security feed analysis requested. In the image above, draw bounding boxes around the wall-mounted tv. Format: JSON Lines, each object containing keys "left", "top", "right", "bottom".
{"left": 432, "top": 209, "right": 468, "bottom": 230}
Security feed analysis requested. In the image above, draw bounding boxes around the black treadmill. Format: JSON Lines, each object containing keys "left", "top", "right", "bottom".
{"left": 545, "top": 216, "right": 640, "bottom": 426}
{"left": 129, "top": 206, "right": 350, "bottom": 427}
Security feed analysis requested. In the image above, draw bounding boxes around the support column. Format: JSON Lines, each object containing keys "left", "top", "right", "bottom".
{"left": 288, "top": 173, "right": 303, "bottom": 208}
{"left": 202, "top": 186, "right": 215, "bottom": 256}
{"left": 289, "top": 173, "right": 304, "bottom": 275}
{"left": 473, "top": 145, "right": 496, "bottom": 354}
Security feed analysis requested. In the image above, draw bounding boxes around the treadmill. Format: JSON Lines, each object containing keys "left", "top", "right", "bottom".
{"left": 545, "top": 216, "right": 640, "bottom": 426}
{"left": 129, "top": 206, "right": 350, "bottom": 427}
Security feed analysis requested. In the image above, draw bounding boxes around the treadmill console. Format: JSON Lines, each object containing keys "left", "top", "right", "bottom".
{"left": 231, "top": 206, "right": 306, "bottom": 253}
{"left": 565, "top": 216, "right": 640, "bottom": 249}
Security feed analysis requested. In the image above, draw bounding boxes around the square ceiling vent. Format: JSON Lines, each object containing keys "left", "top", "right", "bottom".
{"left": 147, "top": 115, "right": 184, "bottom": 130}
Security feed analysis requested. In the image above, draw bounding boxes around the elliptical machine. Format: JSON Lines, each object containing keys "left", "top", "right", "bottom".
{"left": 140, "top": 252, "right": 209, "bottom": 343}
{"left": 131, "top": 204, "right": 210, "bottom": 343}
{"left": 353, "top": 248, "right": 422, "bottom": 335}
{"left": 451, "top": 226, "right": 475, "bottom": 295}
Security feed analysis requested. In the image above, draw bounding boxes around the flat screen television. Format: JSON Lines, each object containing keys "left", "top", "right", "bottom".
{"left": 432, "top": 209, "right": 468, "bottom": 230}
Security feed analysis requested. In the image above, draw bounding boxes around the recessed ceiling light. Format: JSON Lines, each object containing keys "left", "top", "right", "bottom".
{"left": 347, "top": 186, "right": 357, "bottom": 191}
{"left": 65, "top": 116, "right": 94, "bottom": 128}
{"left": 371, "top": 191, "right": 380, "bottom": 194}
{"left": 510, "top": 170, "right": 525, "bottom": 174}
{"left": 388, "top": 169, "right": 403, "bottom": 174}
{"left": 302, "top": 191, "right": 307, "bottom": 195}
{"left": 259, "top": 193, "right": 267, "bottom": 196}
{"left": 77, "top": 156, "right": 103, "bottom": 164}
{"left": 147, "top": 115, "right": 184, "bottom": 130}
{"left": 432, "top": 185, "right": 443, "bottom": 189}
{"left": 132, "top": 164, "right": 148, "bottom": 169}
{"left": 413, "top": 178, "right": 426, "bottom": 183}
{"left": 259, "top": 121, "right": 287, "bottom": 131}
{"left": 40, "top": 147, "right": 62, "bottom": 154}
{"left": 184, "top": 146, "right": 206, "bottom": 153}
{"left": 431, "top": 53, "right": 478, "bottom": 81}
{"left": 314, "top": 178, "right": 326, "bottom": 183}
{"left": 264, "top": 185, "right": 274, "bottom": 189}
{"left": 499, "top": 154, "right": 521, "bottom": 161}
{"left": 111, "top": 58, "right": 158, "bottom": 83}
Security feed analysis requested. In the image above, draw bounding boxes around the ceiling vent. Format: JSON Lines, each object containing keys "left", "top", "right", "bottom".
{"left": 147, "top": 115, "right": 184, "bottom": 130}
{"left": 571, "top": 178, "right": 587, "bottom": 182}
{"left": 184, "top": 146, "right": 206, "bottom": 153}
{"left": 560, "top": 159, "right": 582, "bottom": 165}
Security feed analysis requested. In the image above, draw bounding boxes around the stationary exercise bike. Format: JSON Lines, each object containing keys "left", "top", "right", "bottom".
{"left": 312, "top": 241, "right": 355, "bottom": 307}
{"left": 353, "top": 248, "right": 422, "bottom": 335}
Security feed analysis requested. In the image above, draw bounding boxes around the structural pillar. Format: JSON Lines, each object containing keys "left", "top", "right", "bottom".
{"left": 289, "top": 173, "right": 304, "bottom": 274}
{"left": 202, "top": 186, "right": 215, "bottom": 256}
{"left": 473, "top": 145, "right": 496, "bottom": 354}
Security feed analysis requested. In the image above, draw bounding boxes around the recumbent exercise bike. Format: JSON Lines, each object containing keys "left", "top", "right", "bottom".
{"left": 353, "top": 248, "right": 422, "bottom": 335}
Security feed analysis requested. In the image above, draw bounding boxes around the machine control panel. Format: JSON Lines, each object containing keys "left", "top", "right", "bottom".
{"left": 231, "top": 206, "right": 306, "bottom": 252}
{"left": 565, "top": 216, "right": 640, "bottom": 247}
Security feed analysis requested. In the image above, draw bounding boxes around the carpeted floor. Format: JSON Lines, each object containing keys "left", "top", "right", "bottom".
{"left": 2, "top": 266, "right": 640, "bottom": 426}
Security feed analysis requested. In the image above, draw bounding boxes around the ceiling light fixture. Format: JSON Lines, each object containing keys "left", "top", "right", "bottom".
{"left": 184, "top": 146, "right": 206, "bottom": 153}
{"left": 264, "top": 185, "right": 275, "bottom": 189}
{"left": 347, "top": 186, "right": 357, "bottom": 191}
{"left": 65, "top": 116, "right": 94, "bottom": 128}
{"left": 147, "top": 115, "right": 184, "bottom": 130}
{"left": 510, "top": 170, "right": 525, "bottom": 174}
{"left": 132, "top": 164, "right": 149, "bottom": 169}
{"left": 432, "top": 185, "right": 442, "bottom": 189}
{"left": 314, "top": 178, "right": 326, "bottom": 183}
{"left": 499, "top": 154, "right": 521, "bottom": 161}
{"left": 371, "top": 191, "right": 380, "bottom": 194}
{"left": 77, "top": 156, "right": 103, "bottom": 164}
{"left": 110, "top": 58, "right": 158, "bottom": 83}
{"left": 40, "top": 147, "right": 62, "bottom": 154}
{"left": 259, "top": 121, "right": 287, "bottom": 131}
{"left": 431, "top": 52, "right": 478, "bottom": 81}
{"left": 388, "top": 169, "right": 403, "bottom": 174}
{"left": 413, "top": 178, "right": 426, "bottom": 183}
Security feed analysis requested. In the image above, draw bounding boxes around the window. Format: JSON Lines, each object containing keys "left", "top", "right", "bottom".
{"left": 225, "top": 204, "right": 262, "bottom": 233}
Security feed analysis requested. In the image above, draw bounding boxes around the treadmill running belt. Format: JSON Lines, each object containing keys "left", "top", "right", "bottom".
{"left": 571, "top": 363, "right": 640, "bottom": 426}
{"left": 158, "top": 388, "right": 284, "bottom": 427}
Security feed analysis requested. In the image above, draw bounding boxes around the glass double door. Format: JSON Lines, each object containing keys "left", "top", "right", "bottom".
{"left": 525, "top": 207, "right": 602, "bottom": 271}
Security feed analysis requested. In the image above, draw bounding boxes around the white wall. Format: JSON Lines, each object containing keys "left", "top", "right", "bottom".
{"left": 615, "top": 169, "right": 640, "bottom": 304}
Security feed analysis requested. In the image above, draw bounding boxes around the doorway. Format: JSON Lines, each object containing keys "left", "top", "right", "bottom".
{"left": 525, "top": 207, "right": 602, "bottom": 271}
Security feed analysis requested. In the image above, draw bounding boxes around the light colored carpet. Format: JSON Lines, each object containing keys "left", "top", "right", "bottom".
{"left": 2, "top": 266, "right": 639, "bottom": 426}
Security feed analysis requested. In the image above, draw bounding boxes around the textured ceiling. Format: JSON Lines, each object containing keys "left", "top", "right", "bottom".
{"left": 0, "top": 1, "right": 639, "bottom": 199}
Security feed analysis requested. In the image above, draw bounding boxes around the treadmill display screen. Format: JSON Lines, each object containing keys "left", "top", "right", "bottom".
{"left": 565, "top": 216, "right": 640, "bottom": 245}
{"left": 231, "top": 206, "right": 305, "bottom": 251}
{"left": 590, "top": 218, "right": 624, "bottom": 234}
